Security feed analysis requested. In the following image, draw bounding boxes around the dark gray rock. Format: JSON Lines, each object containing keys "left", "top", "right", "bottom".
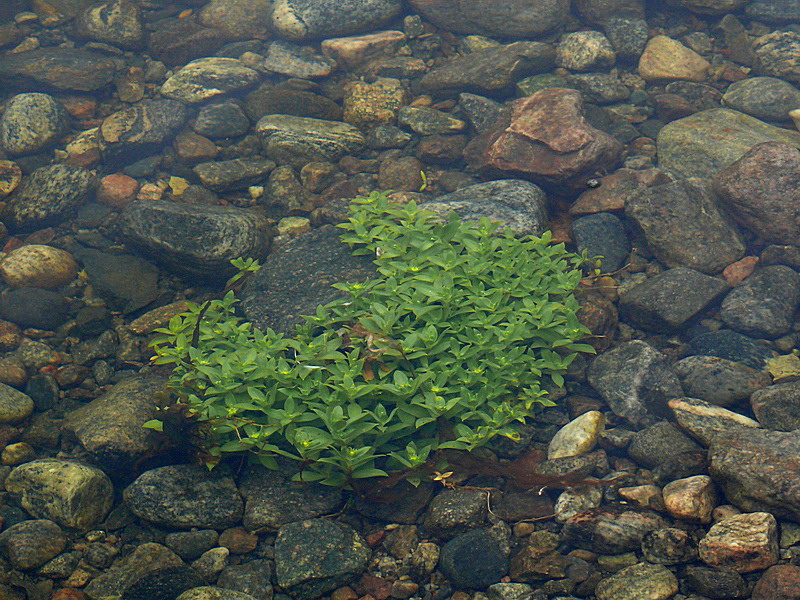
{"left": 568, "top": 72, "right": 631, "bottom": 105}
{"left": 719, "top": 265, "right": 800, "bottom": 338}
{"left": 61, "top": 376, "right": 165, "bottom": 477}
{"left": 0, "top": 287, "right": 70, "bottom": 330}
{"left": 271, "top": 0, "right": 403, "bottom": 40}
{"left": 423, "top": 488, "right": 489, "bottom": 540}
{"left": 123, "top": 465, "right": 244, "bottom": 529}
{"left": 1, "top": 163, "right": 96, "bottom": 233}
{"left": 237, "top": 463, "right": 343, "bottom": 531}
{"left": 0, "top": 48, "right": 116, "bottom": 92}
{"left": 625, "top": 178, "right": 745, "bottom": 274}
{"left": 0, "top": 92, "right": 69, "bottom": 156}
{"left": 74, "top": 247, "right": 159, "bottom": 314}
{"left": 419, "top": 42, "right": 556, "bottom": 98}
{"left": 686, "top": 329, "right": 774, "bottom": 370}
{"left": 239, "top": 225, "right": 376, "bottom": 335}
{"left": 619, "top": 267, "right": 729, "bottom": 333}
{"left": 147, "top": 18, "right": 226, "bottom": 67}
{"left": 562, "top": 505, "right": 668, "bottom": 554}
{"left": 245, "top": 85, "right": 342, "bottom": 122}
{"left": 260, "top": 40, "right": 336, "bottom": 79}
{"left": 629, "top": 422, "right": 707, "bottom": 483}
{"left": 193, "top": 158, "right": 276, "bottom": 192}
{"left": 274, "top": 519, "right": 370, "bottom": 600}
{"left": 753, "top": 31, "right": 800, "bottom": 84}
{"left": 709, "top": 428, "right": 800, "bottom": 521}
{"left": 217, "top": 560, "right": 273, "bottom": 600}
{"left": 422, "top": 180, "right": 548, "bottom": 237}
{"left": 84, "top": 543, "right": 184, "bottom": 600}
{"left": 193, "top": 102, "right": 250, "bottom": 139}
{"left": 458, "top": 93, "right": 505, "bottom": 134}
{"left": 571, "top": 212, "right": 630, "bottom": 272}
{"left": 164, "top": 530, "right": 219, "bottom": 561}
{"left": 439, "top": 529, "right": 508, "bottom": 589}
{"left": 722, "top": 77, "right": 800, "bottom": 122}
{"left": 117, "top": 200, "right": 272, "bottom": 281}
{"left": 122, "top": 565, "right": 205, "bottom": 600}
{"left": 176, "top": 589, "right": 259, "bottom": 600}
{"left": 603, "top": 16, "right": 649, "bottom": 61}
{"left": 673, "top": 355, "right": 771, "bottom": 407}
{"left": 0, "top": 519, "right": 67, "bottom": 570}
{"left": 746, "top": 0, "right": 800, "bottom": 23}
{"left": 684, "top": 565, "right": 748, "bottom": 599}
{"left": 99, "top": 99, "right": 188, "bottom": 165}
{"left": 587, "top": 340, "right": 683, "bottom": 426}
{"left": 641, "top": 528, "right": 697, "bottom": 565}
{"left": 751, "top": 381, "right": 800, "bottom": 432}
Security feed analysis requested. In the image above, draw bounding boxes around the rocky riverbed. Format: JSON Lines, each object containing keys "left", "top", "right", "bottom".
{"left": 2, "top": 1, "right": 800, "bottom": 599}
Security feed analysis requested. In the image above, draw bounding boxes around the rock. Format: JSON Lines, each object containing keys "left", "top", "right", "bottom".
{"left": 722, "top": 77, "right": 800, "bottom": 122}
{"left": 274, "top": 519, "right": 370, "bottom": 600}
{"left": 423, "top": 487, "right": 491, "bottom": 540}
{"left": 237, "top": 464, "right": 343, "bottom": 531}
{"left": 0, "top": 160, "right": 22, "bottom": 200}
{"left": 117, "top": 200, "right": 271, "bottom": 281}
{"left": 638, "top": 35, "right": 710, "bottom": 82}
{"left": 595, "top": 562, "right": 679, "bottom": 600}
{"left": 751, "top": 564, "right": 800, "bottom": 600}
{"left": 123, "top": 465, "right": 244, "bottom": 529}
{"left": 672, "top": 356, "right": 771, "bottom": 407}
{"left": 260, "top": 40, "right": 336, "bottom": 79}
{"left": 657, "top": 108, "right": 800, "bottom": 179}
{"left": 165, "top": 530, "right": 219, "bottom": 561}
{"left": 573, "top": 0, "right": 645, "bottom": 26}
{"left": 122, "top": 565, "right": 206, "bottom": 600}
{"left": 508, "top": 530, "right": 569, "bottom": 582}
{"left": 0, "top": 48, "right": 116, "bottom": 92}
{"left": 571, "top": 212, "right": 630, "bottom": 272}
{"left": 397, "top": 106, "right": 465, "bottom": 135}
{"left": 419, "top": 42, "right": 555, "bottom": 98}
{"left": 193, "top": 158, "right": 276, "bottom": 192}
{"left": 714, "top": 141, "right": 800, "bottom": 245}
{"left": 0, "top": 382, "right": 34, "bottom": 424}
{"left": 619, "top": 267, "right": 729, "bottom": 332}
{"left": 562, "top": 505, "right": 668, "bottom": 553}
{"left": 271, "top": 0, "right": 402, "bottom": 40}
{"left": 465, "top": 88, "right": 622, "bottom": 193}
{"left": 670, "top": 0, "right": 748, "bottom": 14}
{"left": 547, "top": 411, "right": 605, "bottom": 459}
{"left": 161, "top": 58, "right": 260, "bottom": 104}
{"left": 568, "top": 72, "right": 631, "bottom": 105}
{"left": 662, "top": 475, "right": 718, "bottom": 523}
{"left": 192, "top": 547, "right": 230, "bottom": 581}
{"left": 746, "top": 0, "right": 800, "bottom": 23}
{"left": 719, "top": 265, "right": 800, "bottom": 338}
{"left": 321, "top": 30, "right": 406, "bottom": 71}
{"left": 0, "top": 245, "right": 78, "bottom": 290}
{"left": 194, "top": 102, "right": 250, "bottom": 139}
{"left": 1, "top": 163, "right": 96, "bottom": 233}
{"left": 198, "top": 0, "right": 272, "bottom": 41}
{"left": 457, "top": 94, "right": 505, "bottom": 134}
{"left": 686, "top": 329, "right": 774, "bottom": 370}
{"left": 556, "top": 485, "right": 603, "bottom": 523}
{"left": 84, "top": 543, "right": 184, "bottom": 600}
{"left": 75, "top": 0, "right": 144, "bottom": 49}
{"left": 587, "top": 340, "right": 683, "bottom": 426}
{"left": 569, "top": 168, "right": 672, "bottom": 215}
{"left": 709, "top": 429, "right": 800, "bottom": 520}
{"left": 147, "top": 18, "right": 226, "bottom": 67}
{"left": 0, "top": 288, "right": 70, "bottom": 331}
{"left": 438, "top": 529, "right": 508, "bottom": 589}
{"left": 0, "top": 519, "right": 67, "bottom": 570}
{"left": 99, "top": 99, "right": 188, "bottom": 165}
{"left": 0, "top": 92, "right": 69, "bottom": 156}
{"left": 3, "top": 458, "right": 114, "bottom": 530}
{"left": 604, "top": 16, "right": 649, "bottom": 61}
{"left": 753, "top": 31, "right": 800, "bottom": 83}
{"left": 96, "top": 173, "right": 139, "bottom": 209}
{"left": 245, "top": 84, "right": 342, "bottom": 122}
{"left": 239, "top": 225, "right": 376, "bottom": 334}
{"left": 669, "top": 397, "right": 761, "bottom": 447}
{"left": 61, "top": 376, "right": 164, "bottom": 476}
{"left": 628, "top": 422, "right": 707, "bottom": 483}
{"left": 216, "top": 559, "right": 273, "bottom": 600}
{"left": 751, "top": 381, "right": 800, "bottom": 431}
{"left": 556, "top": 31, "right": 616, "bottom": 72}
{"left": 641, "top": 527, "right": 698, "bottom": 565}
{"left": 74, "top": 247, "right": 159, "bottom": 314}
{"left": 256, "top": 114, "right": 366, "bottom": 168}
{"left": 685, "top": 565, "right": 748, "bottom": 599}
{"left": 176, "top": 588, "right": 259, "bottom": 600}
{"left": 625, "top": 178, "right": 745, "bottom": 274}
{"left": 699, "top": 512, "right": 778, "bottom": 573}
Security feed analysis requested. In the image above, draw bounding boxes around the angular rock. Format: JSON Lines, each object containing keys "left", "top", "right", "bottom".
{"left": 641, "top": 527, "right": 698, "bottom": 565}
{"left": 669, "top": 397, "right": 761, "bottom": 447}
{"left": 161, "top": 58, "right": 260, "bottom": 104}
{"left": 571, "top": 212, "right": 630, "bottom": 272}
{"left": 147, "top": 18, "right": 227, "bottom": 67}
{"left": 99, "top": 99, "right": 188, "bottom": 165}
{"left": 562, "top": 505, "right": 668, "bottom": 553}
{"left": 751, "top": 564, "right": 800, "bottom": 600}
{"left": 638, "top": 35, "right": 710, "bottom": 82}
{"left": 686, "top": 329, "right": 774, "bottom": 370}
{"left": 556, "top": 31, "right": 616, "bottom": 72}
{"left": 753, "top": 31, "right": 800, "bottom": 83}
{"left": 751, "top": 381, "right": 800, "bottom": 432}
{"left": 619, "top": 267, "right": 729, "bottom": 332}
{"left": 628, "top": 421, "right": 707, "bottom": 483}
{"left": 569, "top": 168, "right": 673, "bottom": 215}
{"left": 673, "top": 356, "right": 771, "bottom": 407}
{"left": 0, "top": 382, "right": 34, "bottom": 424}
{"left": 699, "top": 512, "right": 779, "bottom": 573}
{"left": 0, "top": 48, "right": 116, "bottom": 92}
{"left": 261, "top": 40, "right": 335, "bottom": 79}
{"left": 73, "top": 247, "right": 159, "bottom": 314}
{"left": 117, "top": 200, "right": 272, "bottom": 281}
{"left": 662, "top": 475, "right": 717, "bottom": 523}
{"left": 194, "top": 102, "right": 251, "bottom": 139}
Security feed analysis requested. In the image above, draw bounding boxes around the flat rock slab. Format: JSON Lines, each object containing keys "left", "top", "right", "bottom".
{"left": 0, "top": 48, "right": 116, "bottom": 92}
{"left": 193, "top": 157, "right": 276, "bottom": 193}
{"left": 673, "top": 355, "right": 771, "bottom": 407}
{"left": 161, "top": 57, "right": 260, "bottom": 104}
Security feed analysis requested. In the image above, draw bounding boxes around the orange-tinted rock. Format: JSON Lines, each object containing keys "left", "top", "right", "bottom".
{"left": 570, "top": 168, "right": 673, "bottom": 215}
{"left": 751, "top": 564, "right": 800, "bottom": 600}
{"left": 723, "top": 256, "right": 759, "bottom": 286}
{"left": 97, "top": 173, "right": 139, "bottom": 210}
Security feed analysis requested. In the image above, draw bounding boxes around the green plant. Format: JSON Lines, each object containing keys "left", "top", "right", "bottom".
{"left": 148, "top": 192, "right": 594, "bottom": 488}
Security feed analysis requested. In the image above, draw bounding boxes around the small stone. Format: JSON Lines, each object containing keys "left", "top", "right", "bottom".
{"left": 699, "top": 512, "right": 779, "bottom": 573}
{"left": 662, "top": 475, "right": 718, "bottom": 523}
{"left": 0, "top": 244, "right": 78, "bottom": 290}
{"left": 556, "top": 31, "right": 616, "bottom": 72}
{"left": 548, "top": 411, "right": 605, "bottom": 459}
{"left": 723, "top": 256, "right": 759, "bottom": 286}
{"left": 96, "top": 173, "right": 139, "bottom": 209}
{"left": 1, "top": 441, "right": 36, "bottom": 465}
{"left": 0, "top": 382, "right": 34, "bottom": 424}
{"left": 594, "top": 562, "right": 679, "bottom": 600}
{"left": 641, "top": 527, "right": 698, "bottom": 565}
{"left": 218, "top": 527, "right": 258, "bottom": 554}
{"left": 638, "top": 35, "right": 710, "bottom": 82}
{"left": 751, "top": 564, "right": 800, "bottom": 600}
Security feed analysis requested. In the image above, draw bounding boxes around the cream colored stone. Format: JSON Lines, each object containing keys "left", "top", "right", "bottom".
{"left": 663, "top": 475, "right": 718, "bottom": 523}
{"left": 322, "top": 30, "right": 406, "bottom": 70}
{"left": 0, "top": 244, "right": 78, "bottom": 290}
{"left": 638, "top": 35, "right": 710, "bottom": 82}
{"left": 548, "top": 410, "right": 605, "bottom": 459}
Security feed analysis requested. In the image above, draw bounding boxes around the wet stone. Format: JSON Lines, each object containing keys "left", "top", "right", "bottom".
{"left": 0, "top": 92, "right": 69, "bottom": 156}
{"left": 0, "top": 48, "right": 116, "bottom": 92}
{"left": 0, "top": 244, "right": 78, "bottom": 290}
{"left": 147, "top": 18, "right": 227, "bottom": 67}
{"left": 548, "top": 411, "right": 604, "bottom": 460}
{"left": 0, "top": 160, "right": 22, "bottom": 200}
{"left": 686, "top": 329, "right": 774, "bottom": 370}
{"left": 271, "top": 0, "right": 403, "bottom": 41}
{"left": 673, "top": 355, "right": 771, "bottom": 407}
{"left": 0, "top": 383, "right": 34, "bottom": 424}
{"left": 638, "top": 35, "right": 710, "bottom": 82}
{"left": 274, "top": 519, "right": 370, "bottom": 600}
{"left": 122, "top": 565, "right": 206, "bottom": 600}
{"left": 641, "top": 527, "right": 698, "bottom": 565}
{"left": 216, "top": 559, "right": 273, "bottom": 600}
{"left": 0, "top": 519, "right": 67, "bottom": 570}
{"left": 75, "top": 0, "right": 144, "bottom": 50}
{"left": 198, "top": 0, "right": 272, "bottom": 41}
{"left": 160, "top": 57, "right": 259, "bottom": 104}
{"left": 662, "top": 475, "right": 717, "bottom": 524}
{"left": 458, "top": 93, "right": 504, "bottom": 134}
{"left": 571, "top": 212, "right": 630, "bottom": 272}
{"left": 1, "top": 163, "right": 95, "bottom": 233}
{"left": 193, "top": 102, "right": 251, "bottom": 139}
{"left": 722, "top": 76, "right": 800, "bottom": 122}
{"left": 753, "top": 31, "right": 800, "bottom": 84}
{"left": 556, "top": 31, "right": 616, "bottom": 72}
{"left": 669, "top": 397, "right": 760, "bottom": 447}
{"left": 245, "top": 85, "right": 342, "bottom": 122}
{"left": 603, "top": 16, "right": 649, "bottom": 61}
{"left": 719, "top": 265, "right": 800, "bottom": 339}
{"left": 0, "top": 287, "right": 70, "bottom": 331}
{"left": 562, "top": 505, "right": 668, "bottom": 554}
{"left": 751, "top": 380, "right": 800, "bottom": 432}
{"left": 193, "top": 158, "right": 276, "bottom": 192}
{"left": 628, "top": 422, "right": 706, "bottom": 484}
{"left": 438, "top": 528, "right": 508, "bottom": 589}
{"left": 699, "top": 512, "right": 778, "bottom": 573}
{"left": 99, "top": 99, "right": 188, "bottom": 165}
{"left": 751, "top": 564, "right": 800, "bottom": 600}
{"left": 594, "top": 562, "right": 678, "bottom": 600}
{"left": 177, "top": 588, "right": 260, "bottom": 600}
{"left": 164, "top": 530, "right": 219, "bottom": 561}
{"left": 260, "top": 40, "right": 335, "bottom": 79}
{"left": 746, "top": 0, "right": 800, "bottom": 23}
{"left": 684, "top": 565, "right": 747, "bottom": 599}
{"left": 423, "top": 488, "right": 489, "bottom": 539}
{"left": 73, "top": 247, "right": 159, "bottom": 314}
{"left": 123, "top": 465, "right": 244, "bottom": 530}
{"left": 567, "top": 72, "right": 631, "bottom": 105}
{"left": 84, "top": 543, "right": 184, "bottom": 600}
{"left": 342, "top": 78, "right": 408, "bottom": 128}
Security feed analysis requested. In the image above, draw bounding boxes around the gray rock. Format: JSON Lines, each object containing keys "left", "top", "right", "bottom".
{"left": 274, "top": 519, "right": 370, "bottom": 600}
{"left": 4, "top": 458, "right": 114, "bottom": 531}
{"left": 625, "top": 178, "right": 745, "bottom": 274}
{"left": 556, "top": 31, "right": 616, "bottom": 72}
{"left": 164, "top": 530, "right": 219, "bottom": 561}
{"left": 722, "top": 77, "right": 800, "bottom": 122}
{"left": 568, "top": 72, "right": 631, "bottom": 105}
{"left": 117, "top": 200, "right": 272, "bottom": 281}
{"left": 84, "top": 543, "right": 184, "bottom": 600}
{"left": 458, "top": 93, "right": 505, "bottom": 133}
{"left": 628, "top": 422, "right": 707, "bottom": 483}
{"left": 256, "top": 114, "right": 366, "bottom": 168}
{"left": 397, "top": 106, "right": 465, "bottom": 135}
{"left": 0, "top": 519, "right": 67, "bottom": 570}
{"left": 562, "top": 505, "right": 668, "bottom": 554}
{"left": 423, "top": 488, "right": 489, "bottom": 539}
{"left": 419, "top": 42, "right": 556, "bottom": 98}
{"left": 686, "top": 329, "right": 774, "bottom": 370}
{"left": 684, "top": 565, "right": 748, "bottom": 599}
{"left": 193, "top": 158, "right": 276, "bottom": 193}
{"left": 74, "top": 247, "right": 159, "bottom": 313}
{"left": 720, "top": 265, "right": 800, "bottom": 338}
{"left": 587, "top": 340, "right": 683, "bottom": 426}
{"left": 75, "top": 0, "right": 144, "bottom": 50}
{"left": 657, "top": 108, "right": 800, "bottom": 179}
{"left": 245, "top": 84, "right": 342, "bottom": 122}
{"left": 1, "top": 163, "right": 96, "bottom": 233}
{"left": 198, "top": 0, "right": 272, "bottom": 41}
{"left": 603, "top": 16, "right": 649, "bottom": 61}
{"left": 238, "top": 464, "right": 343, "bottom": 531}
{"left": 123, "top": 465, "right": 244, "bottom": 530}
{"left": 147, "top": 18, "right": 226, "bottom": 67}
{"left": 161, "top": 58, "right": 260, "bottom": 104}
{"left": 0, "top": 47, "right": 116, "bottom": 92}
{"left": 751, "top": 381, "right": 800, "bottom": 431}
{"left": 571, "top": 212, "right": 630, "bottom": 272}
{"left": 271, "top": 0, "right": 403, "bottom": 40}
{"left": 217, "top": 560, "right": 273, "bottom": 600}
{"left": 669, "top": 397, "right": 761, "bottom": 447}
{"left": 0, "top": 287, "right": 69, "bottom": 330}
{"left": 673, "top": 355, "right": 771, "bottom": 407}
{"left": 422, "top": 180, "right": 548, "bottom": 237}
{"left": 641, "top": 527, "right": 698, "bottom": 565}
{"left": 120, "top": 565, "right": 205, "bottom": 600}
{"left": 61, "top": 375, "right": 165, "bottom": 476}
{"left": 753, "top": 31, "right": 800, "bottom": 83}
{"left": 745, "top": 0, "right": 800, "bottom": 23}
{"left": 239, "top": 225, "right": 376, "bottom": 335}
{"left": 0, "top": 382, "right": 34, "bottom": 424}
{"left": 260, "top": 40, "right": 335, "bottom": 79}
{"left": 99, "top": 99, "right": 188, "bottom": 165}
{"left": 439, "top": 529, "right": 508, "bottom": 589}
{"left": 0, "top": 92, "right": 69, "bottom": 156}
{"left": 193, "top": 102, "right": 250, "bottom": 139}
{"left": 619, "top": 267, "right": 729, "bottom": 332}
{"left": 595, "top": 562, "right": 678, "bottom": 600}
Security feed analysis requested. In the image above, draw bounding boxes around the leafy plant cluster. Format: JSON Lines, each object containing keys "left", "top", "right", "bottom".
{"left": 149, "top": 192, "right": 594, "bottom": 487}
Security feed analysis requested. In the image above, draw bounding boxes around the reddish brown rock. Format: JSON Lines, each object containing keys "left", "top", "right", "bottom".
{"left": 698, "top": 512, "right": 778, "bottom": 573}
{"left": 570, "top": 168, "right": 673, "bottom": 215}
{"left": 713, "top": 141, "right": 800, "bottom": 245}
{"left": 751, "top": 564, "right": 800, "bottom": 600}
{"left": 465, "top": 88, "right": 623, "bottom": 193}
{"left": 575, "top": 290, "right": 618, "bottom": 352}
{"left": 218, "top": 527, "right": 258, "bottom": 554}
{"left": 723, "top": 256, "right": 759, "bottom": 286}
{"left": 97, "top": 174, "right": 139, "bottom": 210}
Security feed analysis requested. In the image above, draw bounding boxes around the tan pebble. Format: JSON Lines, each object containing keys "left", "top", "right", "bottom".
{"left": 97, "top": 173, "right": 139, "bottom": 209}
{"left": 638, "top": 35, "right": 710, "bottom": 82}
{"left": 0, "top": 160, "right": 22, "bottom": 200}
{"left": 0, "top": 244, "right": 78, "bottom": 290}
{"left": 2, "top": 441, "right": 36, "bottom": 465}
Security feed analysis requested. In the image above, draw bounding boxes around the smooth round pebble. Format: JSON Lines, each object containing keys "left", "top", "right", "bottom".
{"left": 0, "top": 244, "right": 79, "bottom": 290}
{"left": 548, "top": 410, "right": 605, "bottom": 459}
